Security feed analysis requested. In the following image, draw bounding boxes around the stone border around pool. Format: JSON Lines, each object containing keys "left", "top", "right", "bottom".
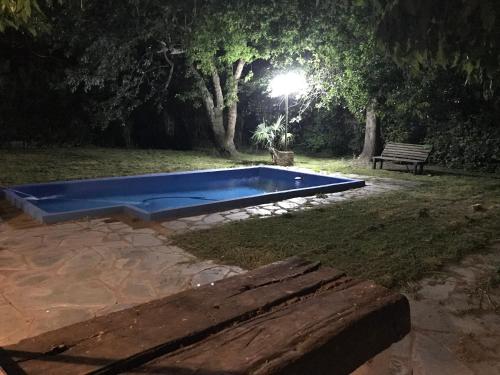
{"left": 160, "top": 170, "right": 418, "bottom": 234}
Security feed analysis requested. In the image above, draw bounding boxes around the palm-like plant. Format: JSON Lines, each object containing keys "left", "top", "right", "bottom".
{"left": 251, "top": 115, "right": 294, "bottom": 162}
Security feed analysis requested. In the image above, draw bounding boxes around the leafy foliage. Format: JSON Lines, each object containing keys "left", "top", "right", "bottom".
{"left": 362, "top": 0, "right": 500, "bottom": 91}
{"left": 0, "top": 0, "right": 60, "bottom": 34}
{"left": 426, "top": 113, "right": 500, "bottom": 172}
{"left": 296, "top": 107, "right": 363, "bottom": 156}
{"left": 55, "top": 1, "right": 181, "bottom": 132}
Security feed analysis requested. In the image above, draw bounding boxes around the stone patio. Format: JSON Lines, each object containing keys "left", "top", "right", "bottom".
{"left": 0, "top": 172, "right": 411, "bottom": 346}
{"left": 1, "top": 170, "right": 498, "bottom": 374}
{"left": 0, "top": 215, "right": 245, "bottom": 345}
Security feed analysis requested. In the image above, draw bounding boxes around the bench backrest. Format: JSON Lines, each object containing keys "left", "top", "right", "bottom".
{"left": 381, "top": 142, "right": 432, "bottom": 162}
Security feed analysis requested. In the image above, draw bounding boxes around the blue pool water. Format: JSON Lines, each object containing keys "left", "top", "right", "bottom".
{"left": 3, "top": 166, "right": 364, "bottom": 223}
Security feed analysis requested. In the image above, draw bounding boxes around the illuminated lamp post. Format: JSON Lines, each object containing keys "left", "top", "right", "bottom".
{"left": 268, "top": 71, "right": 308, "bottom": 151}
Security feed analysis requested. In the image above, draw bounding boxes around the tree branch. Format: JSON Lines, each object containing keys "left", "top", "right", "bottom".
{"left": 190, "top": 64, "right": 215, "bottom": 120}
{"left": 211, "top": 68, "right": 224, "bottom": 109}
{"left": 160, "top": 48, "right": 175, "bottom": 92}
{"left": 234, "top": 59, "right": 245, "bottom": 81}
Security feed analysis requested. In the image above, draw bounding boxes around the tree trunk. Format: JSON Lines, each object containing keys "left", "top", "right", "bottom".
{"left": 359, "top": 99, "right": 381, "bottom": 160}
{"left": 224, "top": 59, "right": 245, "bottom": 157}
{"left": 190, "top": 60, "right": 245, "bottom": 158}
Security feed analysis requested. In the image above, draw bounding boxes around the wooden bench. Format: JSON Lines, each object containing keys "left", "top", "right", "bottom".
{"left": 373, "top": 142, "right": 432, "bottom": 174}
{"left": 0, "top": 258, "right": 410, "bottom": 375}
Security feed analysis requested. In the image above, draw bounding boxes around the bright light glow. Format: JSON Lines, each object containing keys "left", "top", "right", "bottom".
{"left": 269, "top": 71, "right": 308, "bottom": 98}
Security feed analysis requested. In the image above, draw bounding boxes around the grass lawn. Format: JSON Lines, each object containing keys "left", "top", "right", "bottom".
{"left": 2, "top": 148, "right": 499, "bottom": 287}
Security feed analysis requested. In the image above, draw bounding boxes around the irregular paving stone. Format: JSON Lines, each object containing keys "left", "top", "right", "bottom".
{"left": 104, "top": 232, "right": 122, "bottom": 242}
{"left": 137, "top": 250, "right": 192, "bottom": 273}
{"left": 9, "top": 272, "right": 52, "bottom": 288}
{"left": 0, "top": 304, "right": 29, "bottom": 341}
{"left": 99, "top": 269, "right": 130, "bottom": 289}
{"left": 277, "top": 201, "right": 299, "bottom": 210}
{"left": 246, "top": 208, "right": 271, "bottom": 216}
{"left": 181, "top": 214, "right": 207, "bottom": 222}
{"left": 203, "top": 213, "right": 225, "bottom": 224}
{"left": 0, "top": 250, "right": 28, "bottom": 271}
{"left": 152, "top": 270, "right": 192, "bottom": 296}
{"left": 448, "top": 266, "right": 477, "bottom": 284}
{"left": 261, "top": 204, "right": 278, "bottom": 211}
{"left": 25, "top": 247, "right": 74, "bottom": 269}
{"left": 127, "top": 233, "right": 164, "bottom": 247}
{"left": 417, "top": 278, "right": 457, "bottom": 301}
{"left": 119, "top": 279, "right": 157, "bottom": 303}
{"left": 2, "top": 236, "right": 43, "bottom": 252}
{"left": 288, "top": 197, "right": 308, "bottom": 205}
{"left": 161, "top": 220, "right": 189, "bottom": 231}
{"left": 25, "top": 307, "right": 95, "bottom": 338}
{"left": 5, "top": 278, "right": 116, "bottom": 310}
{"left": 108, "top": 222, "right": 132, "bottom": 231}
{"left": 225, "top": 212, "right": 250, "bottom": 221}
{"left": 411, "top": 332, "right": 475, "bottom": 375}
{"left": 130, "top": 228, "right": 156, "bottom": 234}
{"left": 190, "top": 267, "right": 231, "bottom": 287}
{"left": 151, "top": 245, "right": 195, "bottom": 257}
{"left": 57, "top": 249, "right": 103, "bottom": 276}
{"left": 189, "top": 265, "right": 244, "bottom": 287}
{"left": 59, "top": 233, "right": 106, "bottom": 248}
{"left": 189, "top": 224, "right": 213, "bottom": 231}
{"left": 325, "top": 195, "right": 347, "bottom": 202}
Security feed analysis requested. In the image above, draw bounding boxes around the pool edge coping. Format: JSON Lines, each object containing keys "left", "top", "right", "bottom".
{"left": 3, "top": 166, "right": 365, "bottom": 224}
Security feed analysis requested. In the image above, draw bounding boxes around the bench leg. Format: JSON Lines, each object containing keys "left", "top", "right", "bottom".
{"left": 380, "top": 160, "right": 384, "bottom": 170}
{"left": 372, "top": 159, "right": 377, "bottom": 169}
{"left": 419, "top": 164, "right": 424, "bottom": 175}
{"left": 413, "top": 164, "right": 418, "bottom": 175}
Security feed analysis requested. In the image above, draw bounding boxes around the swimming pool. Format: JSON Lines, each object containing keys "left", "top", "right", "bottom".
{"left": 2, "top": 166, "right": 364, "bottom": 223}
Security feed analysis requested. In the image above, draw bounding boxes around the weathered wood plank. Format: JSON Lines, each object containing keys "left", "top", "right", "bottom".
{"left": 383, "top": 151, "right": 428, "bottom": 157}
{"left": 373, "top": 156, "right": 424, "bottom": 163}
{"left": 386, "top": 142, "right": 432, "bottom": 149}
{"left": 126, "top": 279, "right": 410, "bottom": 375}
{"left": 1, "top": 258, "right": 345, "bottom": 375}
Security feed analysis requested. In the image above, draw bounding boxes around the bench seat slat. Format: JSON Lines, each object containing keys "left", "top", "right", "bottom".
{"left": 382, "top": 150, "right": 429, "bottom": 157}
{"left": 373, "top": 156, "right": 425, "bottom": 163}
{"left": 383, "top": 147, "right": 429, "bottom": 152}
{"left": 381, "top": 154, "right": 428, "bottom": 162}
{"left": 384, "top": 143, "right": 430, "bottom": 149}
{"left": 382, "top": 147, "right": 430, "bottom": 153}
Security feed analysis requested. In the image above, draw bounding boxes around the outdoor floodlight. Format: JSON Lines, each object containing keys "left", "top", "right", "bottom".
{"left": 268, "top": 71, "right": 308, "bottom": 150}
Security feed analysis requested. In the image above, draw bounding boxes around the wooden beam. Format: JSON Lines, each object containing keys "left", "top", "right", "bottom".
{"left": 1, "top": 258, "right": 410, "bottom": 375}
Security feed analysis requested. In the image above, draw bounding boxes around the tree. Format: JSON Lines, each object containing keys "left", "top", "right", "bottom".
{"left": 362, "top": 0, "right": 500, "bottom": 92}
{"left": 287, "top": 1, "right": 404, "bottom": 159}
{"left": 56, "top": 0, "right": 288, "bottom": 156}
{"left": 182, "top": 0, "right": 263, "bottom": 156}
